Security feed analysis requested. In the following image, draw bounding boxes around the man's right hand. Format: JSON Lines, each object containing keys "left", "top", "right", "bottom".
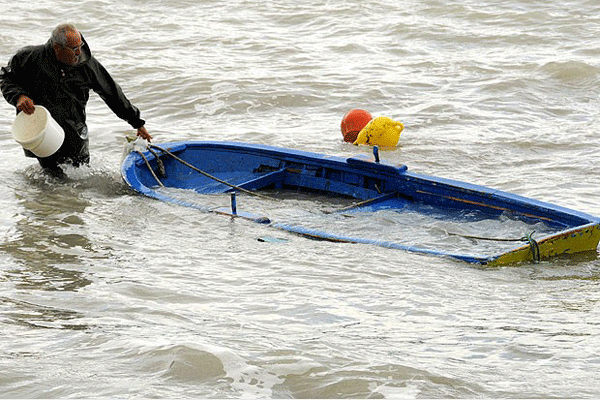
{"left": 16, "top": 95, "right": 35, "bottom": 115}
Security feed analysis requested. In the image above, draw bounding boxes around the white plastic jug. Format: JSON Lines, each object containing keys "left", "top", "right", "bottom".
{"left": 12, "top": 105, "right": 65, "bottom": 158}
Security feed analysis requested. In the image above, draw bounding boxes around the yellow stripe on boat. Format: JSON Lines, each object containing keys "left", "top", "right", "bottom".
{"left": 487, "top": 223, "right": 600, "bottom": 266}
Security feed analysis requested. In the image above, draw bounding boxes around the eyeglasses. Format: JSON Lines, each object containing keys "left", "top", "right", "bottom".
{"left": 60, "top": 43, "right": 83, "bottom": 52}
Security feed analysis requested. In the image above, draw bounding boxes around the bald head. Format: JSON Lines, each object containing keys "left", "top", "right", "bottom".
{"left": 51, "top": 23, "right": 83, "bottom": 66}
{"left": 51, "top": 23, "right": 80, "bottom": 46}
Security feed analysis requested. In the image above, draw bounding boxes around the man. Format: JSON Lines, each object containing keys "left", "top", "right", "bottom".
{"left": 0, "top": 23, "right": 152, "bottom": 177}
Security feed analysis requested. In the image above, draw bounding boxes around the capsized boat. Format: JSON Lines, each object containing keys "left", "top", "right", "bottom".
{"left": 121, "top": 141, "right": 600, "bottom": 266}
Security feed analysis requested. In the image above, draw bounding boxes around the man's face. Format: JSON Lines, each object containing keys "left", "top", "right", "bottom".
{"left": 53, "top": 30, "right": 83, "bottom": 66}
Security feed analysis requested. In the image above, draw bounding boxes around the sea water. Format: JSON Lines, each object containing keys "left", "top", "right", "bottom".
{"left": 1, "top": 0, "right": 600, "bottom": 398}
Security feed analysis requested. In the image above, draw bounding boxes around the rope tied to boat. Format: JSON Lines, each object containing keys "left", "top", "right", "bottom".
{"left": 146, "top": 146, "right": 166, "bottom": 177}
{"left": 522, "top": 231, "right": 540, "bottom": 262}
{"left": 139, "top": 143, "right": 391, "bottom": 213}
{"left": 135, "top": 150, "right": 164, "bottom": 187}
{"left": 447, "top": 230, "right": 541, "bottom": 262}
{"left": 145, "top": 144, "right": 275, "bottom": 200}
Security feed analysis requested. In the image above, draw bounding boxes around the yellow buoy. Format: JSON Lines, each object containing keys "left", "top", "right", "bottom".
{"left": 353, "top": 116, "right": 404, "bottom": 147}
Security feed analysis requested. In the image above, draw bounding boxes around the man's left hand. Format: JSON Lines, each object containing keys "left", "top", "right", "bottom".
{"left": 137, "top": 126, "right": 152, "bottom": 141}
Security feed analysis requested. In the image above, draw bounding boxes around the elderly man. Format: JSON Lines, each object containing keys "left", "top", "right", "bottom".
{"left": 0, "top": 23, "right": 152, "bottom": 177}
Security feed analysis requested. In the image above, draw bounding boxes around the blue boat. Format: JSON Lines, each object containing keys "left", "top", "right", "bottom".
{"left": 121, "top": 141, "right": 600, "bottom": 266}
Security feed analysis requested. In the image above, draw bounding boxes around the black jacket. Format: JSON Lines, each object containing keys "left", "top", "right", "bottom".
{"left": 0, "top": 36, "right": 145, "bottom": 164}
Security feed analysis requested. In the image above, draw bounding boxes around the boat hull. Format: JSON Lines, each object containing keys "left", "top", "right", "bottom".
{"left": 121, "top": 141, "right": 600, "bottom": 266}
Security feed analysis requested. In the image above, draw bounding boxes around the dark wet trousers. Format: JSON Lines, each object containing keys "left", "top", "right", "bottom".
{"left": 27, "top": 138, "right": 90, "bottom": 178}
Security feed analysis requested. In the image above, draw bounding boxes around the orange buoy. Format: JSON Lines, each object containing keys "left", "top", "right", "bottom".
{"left": 340, "top": 109, "right": 372, "bottom": 143}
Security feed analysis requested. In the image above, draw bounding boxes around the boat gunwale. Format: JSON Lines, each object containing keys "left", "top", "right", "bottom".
{"left": 121, "top": 140, "right": 600, "bottom": 265}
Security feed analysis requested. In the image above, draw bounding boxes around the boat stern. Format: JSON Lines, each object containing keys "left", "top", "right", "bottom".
{"left": 487, "top": 222, "right": 600, "bottom": 266}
